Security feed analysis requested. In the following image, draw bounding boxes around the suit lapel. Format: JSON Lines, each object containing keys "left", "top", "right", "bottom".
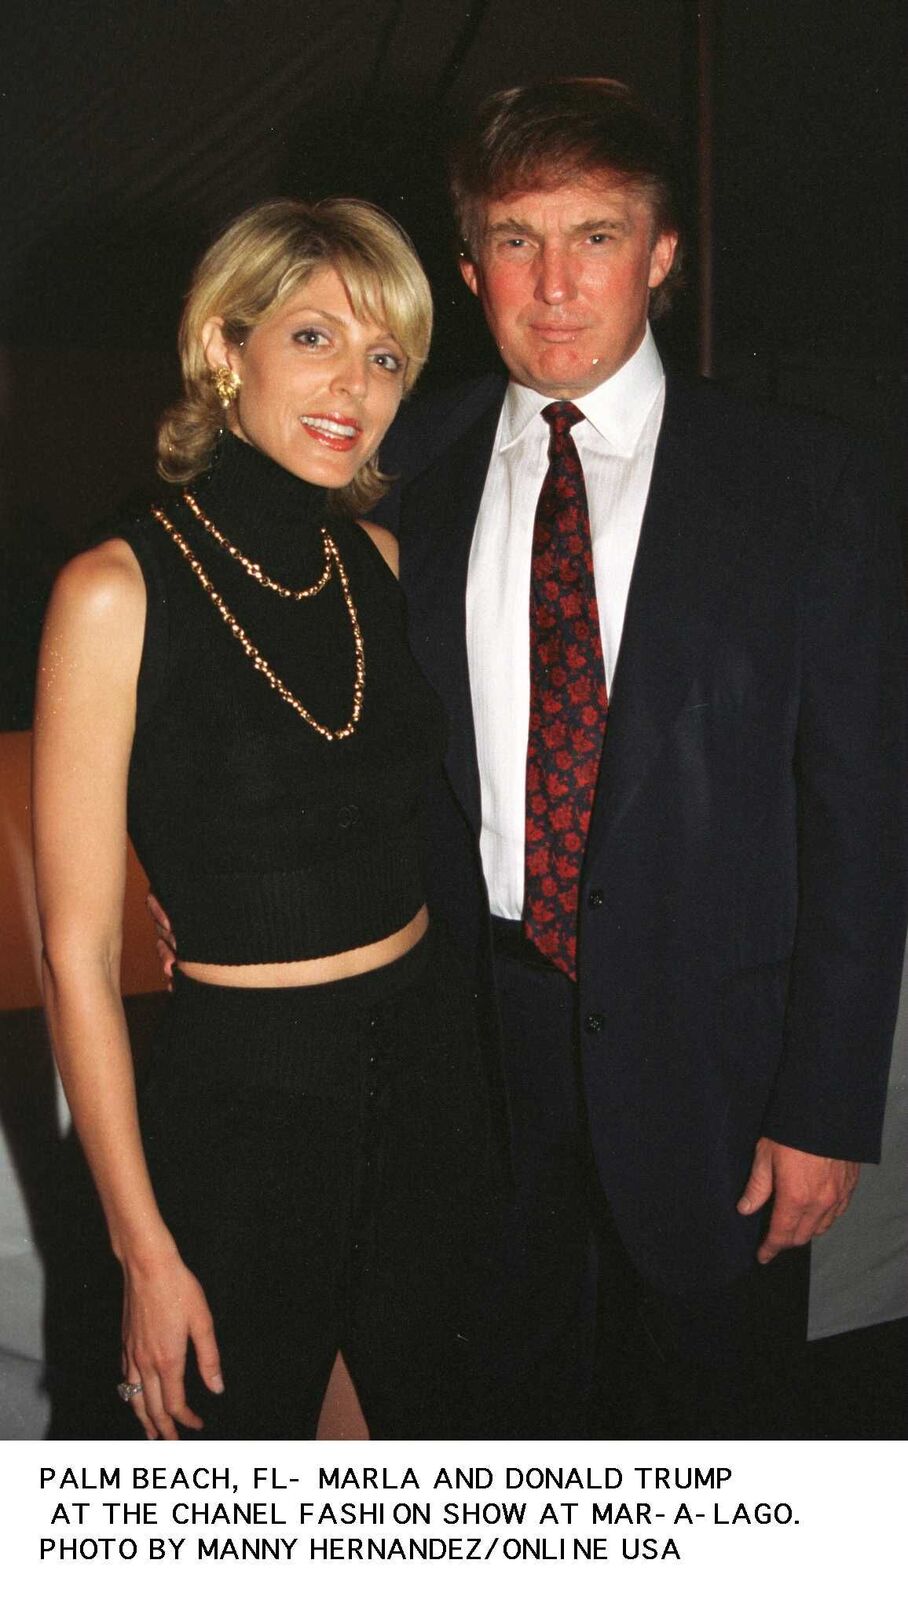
{"left": 399, "top": 385, "right": 505, "bottom": 832}
{"left": 589, "top": 376, "right": 746, "bottom": 851}
{"left": 402, "top": 372, "right": 745, "bottom": 856}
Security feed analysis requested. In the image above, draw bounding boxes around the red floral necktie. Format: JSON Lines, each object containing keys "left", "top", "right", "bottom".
{"left": 523, "top": 401, "right": 608, "bottom": 979}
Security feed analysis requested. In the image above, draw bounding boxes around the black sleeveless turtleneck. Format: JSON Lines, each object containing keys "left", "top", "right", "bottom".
{"left": 119, "top": 433, "right": 447, "bottom": 962}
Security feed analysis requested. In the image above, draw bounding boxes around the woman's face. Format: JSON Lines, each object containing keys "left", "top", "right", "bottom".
{"left": 206, "top": 266, "right": 407, "bottom": 488}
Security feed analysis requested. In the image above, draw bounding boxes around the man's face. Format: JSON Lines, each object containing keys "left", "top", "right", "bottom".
{"left": 460, "top": 176, "right": 677, "bottom": 398}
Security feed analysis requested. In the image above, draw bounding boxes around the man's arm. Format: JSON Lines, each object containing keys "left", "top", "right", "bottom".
{"left": 739, "top": 436, "right": 907, "bottom": 1255}
{"left": 147, "top": 891, "right": 176, "bottom": 984}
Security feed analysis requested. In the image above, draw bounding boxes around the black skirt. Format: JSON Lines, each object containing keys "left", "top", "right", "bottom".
{"left": 49, "top": 924, "right": 505, "bottom": 1441}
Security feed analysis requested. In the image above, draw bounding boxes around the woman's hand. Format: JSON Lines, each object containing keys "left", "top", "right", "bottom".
{"left": 121, "top": 1249, "right": 224, "bottom": 1440}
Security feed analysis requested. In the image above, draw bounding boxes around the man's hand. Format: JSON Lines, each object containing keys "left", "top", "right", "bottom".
{"left": 146, "top": 892, "right": 176, "bottom": 987}
{"left": 737, "top": 1137, "right": 859, "bottom": 1264}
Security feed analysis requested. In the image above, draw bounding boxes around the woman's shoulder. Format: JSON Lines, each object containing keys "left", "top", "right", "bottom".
{"left": 75, "top": 497, "right": 187, "bottom": 629}
{"left": 45, "top": 528, "right": 169, "bottom": 724}
{"left": 50, "top": 538, "right": 146, "bottom": 630}
{"left": 355, "top": 519, "right": 398, "bottom": 577}
{"left": 37, "top": 541, "right": 147, "bottom": 724}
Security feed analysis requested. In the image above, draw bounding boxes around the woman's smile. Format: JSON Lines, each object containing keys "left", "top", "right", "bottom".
{"left": 298, "top": 411, "right": 364, "bottom": 450}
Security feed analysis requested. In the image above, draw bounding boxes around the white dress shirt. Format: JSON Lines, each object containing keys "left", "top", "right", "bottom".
{"left": 465, "top": 325, "right": 665, "bottom": 920}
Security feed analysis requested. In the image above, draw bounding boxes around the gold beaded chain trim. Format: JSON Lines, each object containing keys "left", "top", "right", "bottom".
{"left": 149, "top": 506, "right": 365, "bottom": 741}
{"left": 182, "top": 490, "right": 332, "bottom": 598}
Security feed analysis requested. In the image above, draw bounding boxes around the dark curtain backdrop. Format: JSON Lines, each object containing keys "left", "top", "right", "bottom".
{"left": 0, "top": 0, "right": 903, "bottom": 727}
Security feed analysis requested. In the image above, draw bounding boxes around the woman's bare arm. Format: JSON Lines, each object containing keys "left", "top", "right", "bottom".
{"left": 33, "top": 540, "right": 223, "bottom": 1439}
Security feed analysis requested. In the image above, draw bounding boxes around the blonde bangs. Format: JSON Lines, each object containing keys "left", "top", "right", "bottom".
{"left": 157, "top": 197, "right": 433, "bottom": 501}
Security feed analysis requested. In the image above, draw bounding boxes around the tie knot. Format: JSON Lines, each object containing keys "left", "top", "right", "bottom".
{"left": 541, "top": 400, "right": 585, "bottom": 439}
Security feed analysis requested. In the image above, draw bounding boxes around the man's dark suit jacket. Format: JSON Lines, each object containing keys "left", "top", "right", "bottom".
{"left": 378, "top": 369, "right": 908, "bottom": 1297}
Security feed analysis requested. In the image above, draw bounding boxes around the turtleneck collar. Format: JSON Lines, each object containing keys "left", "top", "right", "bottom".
{"left": 186, "top": 431, "right": 333, "bottom": 570}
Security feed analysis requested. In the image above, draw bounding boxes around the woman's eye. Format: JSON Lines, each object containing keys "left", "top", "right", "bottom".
{"left": 293, "top": 327, "right": 331, "bottom": 348}
{"left": 372, "top": 351, "right": 404, "bottom": 373}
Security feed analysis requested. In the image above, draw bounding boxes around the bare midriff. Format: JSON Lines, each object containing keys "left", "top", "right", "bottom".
{"left": 176, "top": 904, "right": 429, "bottom": 988}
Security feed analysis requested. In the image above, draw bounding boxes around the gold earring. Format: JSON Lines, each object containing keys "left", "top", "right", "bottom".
{"left": 212, "top": 365, "right": 241, "bottom": 409}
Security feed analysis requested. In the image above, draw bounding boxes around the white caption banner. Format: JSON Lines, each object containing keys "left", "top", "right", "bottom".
{"left": 1, "top": 1438, "right": 904, "bottom": 1600}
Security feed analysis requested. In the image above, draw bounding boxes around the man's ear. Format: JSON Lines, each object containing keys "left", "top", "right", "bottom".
{"left": 648, "top": 231, "right": 678, "bottom": 290}
{"left": 459, "top": 257, "right": 480, "bottom": 298}
{"left": 201, "top": 316, "right": 237, "bottom": 374}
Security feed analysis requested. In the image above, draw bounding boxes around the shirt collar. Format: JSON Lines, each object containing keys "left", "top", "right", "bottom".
{"left": 500, "top": 323, "right": 664, "bottom": 459}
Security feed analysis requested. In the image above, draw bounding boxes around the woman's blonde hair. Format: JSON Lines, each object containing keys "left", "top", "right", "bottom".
{"left": 157, "top": 197, "right": 433, "bottom": 514}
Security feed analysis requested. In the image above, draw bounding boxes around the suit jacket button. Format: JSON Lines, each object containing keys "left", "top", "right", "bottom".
{"left": 587, "top": 888, "right": 604, "bottom": 908}
{"left": 584, "top": 1011, "right": 605, "bottom": 1034}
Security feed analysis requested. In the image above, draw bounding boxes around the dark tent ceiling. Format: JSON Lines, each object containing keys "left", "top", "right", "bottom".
{"left": 0, "top": 0, "right": 689, "bottom": 349}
